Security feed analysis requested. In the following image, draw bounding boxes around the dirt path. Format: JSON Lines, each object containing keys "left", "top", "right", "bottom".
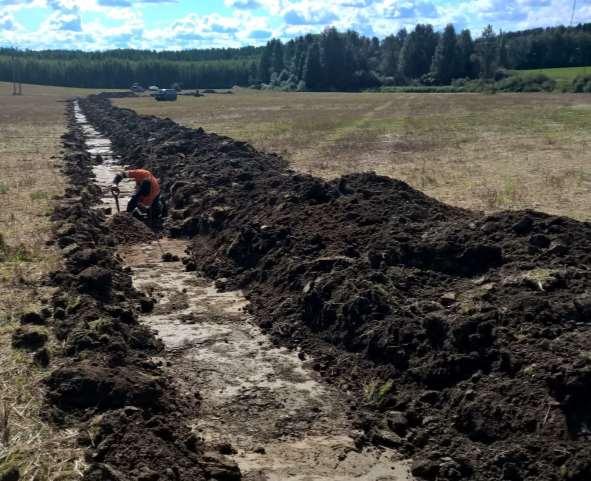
{"left": 74, "top": 101, "right": 414, "bottom": 481}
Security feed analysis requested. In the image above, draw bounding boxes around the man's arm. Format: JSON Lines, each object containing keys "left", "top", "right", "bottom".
{"left": 112, "top": 171, "right": 127, "bottom": 185}
{"left": 111, "top": 171, "right": 127, "bottom": 194}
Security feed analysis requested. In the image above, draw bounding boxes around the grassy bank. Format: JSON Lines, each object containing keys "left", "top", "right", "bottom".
{"left": 514, "top": 66, "right": 591, "bottom": 80}
{"left": 0, "top": 82, "right": 91, "bottom": 481}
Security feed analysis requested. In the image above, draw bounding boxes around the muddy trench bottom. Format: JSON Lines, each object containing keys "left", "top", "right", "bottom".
{"left": 76, "top": 100, "right": 414, "bottom": 481}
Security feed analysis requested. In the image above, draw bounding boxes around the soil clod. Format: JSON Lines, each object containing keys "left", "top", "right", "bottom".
{"left": 12, "top": 327, "right": 47, "bottom": 351}
{"left": 108, "top": 213, "right": 157, "bottom": 245}
{"left": 19, "top": 310, "right": 46, "bottom": 326}
{"left": 33, "top": 347, "right": 51, "bottom": 367}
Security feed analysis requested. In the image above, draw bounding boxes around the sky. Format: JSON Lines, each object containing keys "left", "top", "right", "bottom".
{"left": 0, "top": 0, "right": 590, "bottom": 51}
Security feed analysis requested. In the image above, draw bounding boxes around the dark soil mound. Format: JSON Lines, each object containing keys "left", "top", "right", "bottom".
{"left": 40, "top": 105, "right": 215, "bottom": 480}
{"left": 12, "top": 327, "right": 47, "bottom": 351}
{"left": 81, "top": 410, "right": 241, "bottom": 481}
{"left": 108, "top": 213, "right": 157, "bottom": 245}
{"left": 78, "top": 95, "right": 591, "bottom": 481}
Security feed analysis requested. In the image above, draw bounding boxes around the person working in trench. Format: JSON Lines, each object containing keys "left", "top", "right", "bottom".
{"left": 110, "top": 169, "right": 163, "bottom": 223}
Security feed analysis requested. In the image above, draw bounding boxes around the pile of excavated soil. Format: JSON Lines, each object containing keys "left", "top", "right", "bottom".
{"left": 79, "top": 95, "right": 591, "bottom": 481}
{"left": 108, "top": 212, "right": 157, "bottom": 245}
{"left": 32, "top": 107, "right": 237, "bottom": 481}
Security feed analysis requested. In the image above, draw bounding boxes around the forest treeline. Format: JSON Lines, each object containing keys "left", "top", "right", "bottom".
{"left": 0, "top": 22, "right": 590, "bottom": 90}
{"left": 0, "top": 46, "right": 260, "bottom": 89}
{"left": 258, "top": 23, "right": 591, "bottom": 91}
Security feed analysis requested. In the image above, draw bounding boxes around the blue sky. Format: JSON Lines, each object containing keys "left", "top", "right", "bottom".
{"left": 0, "top": 0, "right": 590, "bottom": 50}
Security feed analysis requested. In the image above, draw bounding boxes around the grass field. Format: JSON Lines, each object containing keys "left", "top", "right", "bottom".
{"left": 0, "top": 82, "right": 100, "bottom": 480}
{"left": 116, "top": 89, "right": 591, "bottom": 221}
{"left": 515, "top": 66, "right": 591, "bottom": 81}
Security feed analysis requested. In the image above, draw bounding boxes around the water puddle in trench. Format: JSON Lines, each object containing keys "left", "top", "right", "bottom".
{"left": 75, "top": 101, "right": 414, "bottom": 481}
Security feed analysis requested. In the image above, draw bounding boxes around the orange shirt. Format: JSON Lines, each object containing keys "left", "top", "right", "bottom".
{"left": 127, "top": 169, "right": 160, "bottom": 207}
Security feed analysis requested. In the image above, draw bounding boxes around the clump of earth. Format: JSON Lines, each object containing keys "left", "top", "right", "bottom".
{"left": 108, "top": 212, "right": 157, "bottom": 245}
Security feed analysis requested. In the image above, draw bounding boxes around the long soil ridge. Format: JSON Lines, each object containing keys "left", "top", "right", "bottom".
{"left": 42, "top": 101, "right": 238, "bottom": 481}
{"left": 76, "top": 100, "right": 414, "bottom": 481}
{"left": 79, "top": 93, "right": 591, "bottom": 481}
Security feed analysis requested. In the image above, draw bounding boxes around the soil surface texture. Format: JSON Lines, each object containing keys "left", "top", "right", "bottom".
{"left": 119, "top": 239, "right": 412, "bottom": 481}
{"left": 34, "top": 101, "right": 240, "bottom": 481}
{"left": 76, "top": 93, "right": 591, "bottom": 481}
{"left": 108, "top": 213, "right": 157, "bottom": 245}
{"left": 72, "top": 98, "right": 412, "bottom": 481}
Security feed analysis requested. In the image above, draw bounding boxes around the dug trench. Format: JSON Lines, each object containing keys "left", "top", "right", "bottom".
{"left": 54, "top": 92, "right": 591, "bottom": 481}
{"left": 61, "top": 100, "right": 414, "bottom": 481}
{"left": 29, "top": 102, "right": 219, "bottom": 481}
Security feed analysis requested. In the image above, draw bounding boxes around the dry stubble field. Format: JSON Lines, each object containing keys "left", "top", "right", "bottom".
{"left": 0, "top": 82, "right": 104, "bottom": 480}
{"left": 116, "top": 89, "right": 591, "bottom": 221}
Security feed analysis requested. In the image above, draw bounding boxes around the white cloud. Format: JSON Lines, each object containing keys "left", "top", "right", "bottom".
{"left": 97, "top": 0, "right": 132, "bottom": 7}
{"left": 225, "top": 0, "right": 262, "bottom": 9}
{"left": 1, "top": 0, "right": 591, "bottom": 50}
{"left": 47, "top": 11, "right": 82, "bottom": 31}
{"left": 381, "top": 0, "right": 438, "bottom": 19}
{"left": 0, "top": 11, "right": 19, "bottom": 29}
{"left": 141, "top": 11, "right": 274, "bottom": 49}
{"left": 283, "top": 7, "right": 338, "bottom": 25}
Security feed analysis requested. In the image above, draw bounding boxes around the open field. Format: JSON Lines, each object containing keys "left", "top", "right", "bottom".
{"left": 0, "top": 82, "right": 100, "bottom": 480}
{"left": 2, "top": 82, "right": 589, "bottom": 480}
{"left": 0, "top": 81, "right": 105, "bottom": 316}
{"left": 116, "top": 89, "right": 591, "bottom": 221}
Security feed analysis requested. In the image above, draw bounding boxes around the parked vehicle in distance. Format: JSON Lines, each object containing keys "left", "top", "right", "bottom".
{"left": 130, "top": 82, "right": 145, "bottom": 92}
{"left": 154, "top": 89, "right": 178, "bottom": 101}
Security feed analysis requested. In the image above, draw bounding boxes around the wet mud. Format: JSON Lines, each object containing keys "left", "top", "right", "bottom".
{"left": 120, "top": 239, "right": 412, "bottom": 481}
{"left": 108, "top": 213, "right": 157, "bottom": 245}
{"left": 36, "top": 102, "right": 222, "bottom": 481}
{"left": 70, "top": 93, "right": 591, "bottom": 481}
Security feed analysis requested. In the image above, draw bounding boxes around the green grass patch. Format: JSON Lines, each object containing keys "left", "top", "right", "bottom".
{"left": 514, "top": 66, "right": 591, "bottom": 81}
{"left": 0, "top": 234, "right": 33, "bottom": 263}
{"left": 29, "top": 191, "right": 49, "bottom": 201}
{"left": 513, "top": 66, "right": 591, "bottom": 90}
{"left": 0, "top": 183, "right": 8, "bottom": 194}
{"left": 364, "top": 378, "right": 395, "bottom": 405}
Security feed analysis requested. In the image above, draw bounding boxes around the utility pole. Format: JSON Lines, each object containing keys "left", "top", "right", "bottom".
{"left": 11, "top": 53, "right": 16, "bottom": 95}
{"left": 11, "top": 51, "right": 22, "bottom": 96}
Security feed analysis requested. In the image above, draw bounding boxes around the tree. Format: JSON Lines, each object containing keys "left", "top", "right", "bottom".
{"left": 477, "top": 25, "right": 498, "bottom": 79}
{"left": 303, "top": 42, "right": 323, "bottom": 90}
{"left": 320, "top": 27, "right": 345, "bottom": 89}
{"left": 399, "top": 24, "right": 438, "bottom": 80}
{"left": 498, "top": 31, "right": 508, "bottom": 68}
{"left": 258, "top": 41, "right": 273, "bottom": 83}
{"left": 292, "top": 41, "right": 307, "bottom": 79}
{"left": 380, "top": 34, "right": 402, "bottom": 77}
{"left": 456, "top": 29, "right": 476, "bottom": 78}
{"left": 248, "top": 61, "right": 258, "bottom": 84}
{"left": 341, "top": 46, "right": 356, "bottom": 90}
{"left": 3, "top": 21, "right": 591, "bottom": 90}
{"left": 270, "top": 39, "right": 285, "bottom": 76}
{"left": 430, "top": 24, "right": 458, "bottom": 84}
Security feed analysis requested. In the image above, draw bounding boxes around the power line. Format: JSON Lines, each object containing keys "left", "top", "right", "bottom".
{"left": 570, "top": 0, "right": 577, "bottom": 26}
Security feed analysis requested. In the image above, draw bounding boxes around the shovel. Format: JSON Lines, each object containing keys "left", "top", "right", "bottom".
{"left": 111, "top": 187, "right": 121, "bottom": 214}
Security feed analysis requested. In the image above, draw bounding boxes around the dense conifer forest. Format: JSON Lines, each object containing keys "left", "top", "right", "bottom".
{"left": 1, "top": 23, "right": 590, "bottom": 90}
